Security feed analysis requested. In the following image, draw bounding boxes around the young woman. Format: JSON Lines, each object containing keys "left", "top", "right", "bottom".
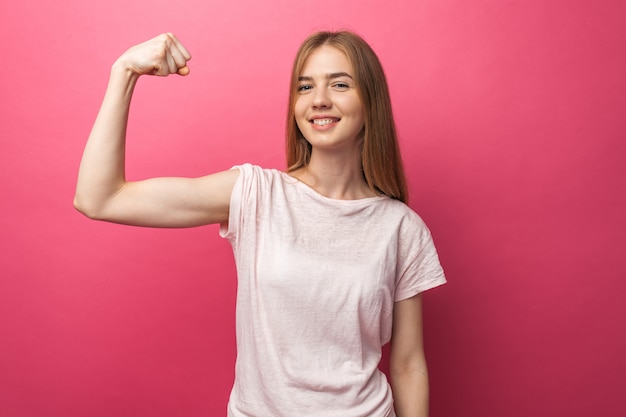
{"left": 75, "top": 31, "right": 446, "bottom": 417}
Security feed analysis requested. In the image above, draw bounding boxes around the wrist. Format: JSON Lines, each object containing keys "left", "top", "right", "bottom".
{"left": 106, "top": 59, "right": 140, "bottom": 99}
{"left": 111, "top": 57, "right": 141, "bottom": 82}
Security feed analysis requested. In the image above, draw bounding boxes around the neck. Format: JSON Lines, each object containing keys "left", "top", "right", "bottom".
{"left": 291, "top": 147, "right": 376, "bottom": 200}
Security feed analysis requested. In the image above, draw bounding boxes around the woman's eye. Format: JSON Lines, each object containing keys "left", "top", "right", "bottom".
{"left": 298, "top": 85, "right": 313, "bottom": 92}
{"left": 333, "top": 82, "right": 349, "bottom": 89}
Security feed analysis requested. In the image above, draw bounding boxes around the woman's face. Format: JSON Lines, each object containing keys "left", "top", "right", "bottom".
{"left": 294, "top": 45, "right": 364, "bottom": 153}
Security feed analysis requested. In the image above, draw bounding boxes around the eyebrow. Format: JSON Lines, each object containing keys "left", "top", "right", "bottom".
{"left": 298, "top": 72, "right": 354, "bottom": 82}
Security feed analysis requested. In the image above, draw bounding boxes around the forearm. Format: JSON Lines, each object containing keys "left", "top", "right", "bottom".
{"left": 74, "top": 62, "right": 138, "bottom": 217}
{"left": 391, "top": 364, "right": 429, "bottom": 417}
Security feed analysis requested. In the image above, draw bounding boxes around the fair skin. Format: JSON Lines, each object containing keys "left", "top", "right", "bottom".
{"left": 74, "top": 33, "right": 429, "bottom": 416}
{"left": 74, "top": 33, "right": 238, "bottom": 228}
{"left": 290, "top": 45, "right": 372, "bottom": 200}
{"left": 391, "top": 293, "right": 430, "bottom": 417}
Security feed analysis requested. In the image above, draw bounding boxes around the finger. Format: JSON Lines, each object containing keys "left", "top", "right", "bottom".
{"left": 166, "top": 32, "right": 192, "bottom": 60}
{"left": 128, "top": 33, "right": 190, "bottom": 77}
{"left": 177, "top": 65, "right": 190, "bottom": 76}
{"left": 160, "top": 33, "right": 190, "bottom": 75}
{"left": 167, "top": 42, "right": 190, "bottom": 74}
{"left": 166, "top": 51, "right": 178, "bottom": 74}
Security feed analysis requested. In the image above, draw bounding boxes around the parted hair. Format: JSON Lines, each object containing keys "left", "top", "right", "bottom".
{"left": 286, "top": 31, "right": 408, "bottom": 203}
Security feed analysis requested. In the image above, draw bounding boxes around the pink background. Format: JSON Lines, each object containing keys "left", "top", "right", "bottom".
{"left": 1, "top": 0, "right": 625, "bottom": 416}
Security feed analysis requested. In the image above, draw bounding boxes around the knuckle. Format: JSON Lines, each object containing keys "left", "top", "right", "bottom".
{"left": 157, "top": 33, "right": 172, "bottom": 47}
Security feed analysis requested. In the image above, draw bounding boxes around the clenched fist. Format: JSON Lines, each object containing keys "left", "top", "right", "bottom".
{"left": 115, "top": 33, "right": 191, "bottom": 77}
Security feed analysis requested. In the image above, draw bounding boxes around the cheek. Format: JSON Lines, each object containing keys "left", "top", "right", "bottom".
{"left": 350, "top": 104, "right": 365, "bottom": 128}
{"left": 295, "top": 119, "right": 309, "bottom": 135}
{"left": 355, "top": 103, "right": 364, "bottom": 121}
{"left": 294, "top": 97, "right": 307, "bottom": 116}
{"left": 294, "top": 106, "right": 308, "bottom": 133}
{"left": 340, "top": 95, "right": 363, "bottom": 119}
{"left": 294, "top": 99, "right": 309, "bottom": 127}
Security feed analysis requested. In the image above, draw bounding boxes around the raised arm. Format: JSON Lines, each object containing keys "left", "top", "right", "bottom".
{"left": 74, "top": 33, "right": 239, "bottom": 228}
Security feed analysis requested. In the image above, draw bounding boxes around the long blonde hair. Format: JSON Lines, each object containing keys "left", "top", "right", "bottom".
{"left": 286, "top": 31, "right": 408, "bottom": 203}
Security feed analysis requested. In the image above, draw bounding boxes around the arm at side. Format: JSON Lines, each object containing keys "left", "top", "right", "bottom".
{"left": 390, "top": 294, "right": 430, "bottom": 417}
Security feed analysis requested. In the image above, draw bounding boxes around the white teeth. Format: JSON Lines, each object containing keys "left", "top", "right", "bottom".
{"left": 312, "top": 119, "right": 337, "bottom": 126}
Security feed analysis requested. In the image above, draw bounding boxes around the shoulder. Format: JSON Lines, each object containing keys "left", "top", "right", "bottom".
{"left": 375, "top": 199, "right": 437, "bottom": 255}
{"left": 229, "top": 164, "right": 293, "bottom": 200}
{"left": 231, "top": 163, "right": 284, "bottom": 181}
{"left": 378, "top": 198, "right": 429, "bottom": 229}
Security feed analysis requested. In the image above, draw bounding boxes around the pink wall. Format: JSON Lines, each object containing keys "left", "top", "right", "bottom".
{"left": 1, "top": 0, "right": 624, "bottom": 416}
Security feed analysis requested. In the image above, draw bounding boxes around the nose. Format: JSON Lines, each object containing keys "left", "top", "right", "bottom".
{"left": 312, "top": 86, "right": 331, "bottom": 109}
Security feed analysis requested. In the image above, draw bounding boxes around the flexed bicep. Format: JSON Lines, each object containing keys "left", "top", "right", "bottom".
{"left": 99, "top": 169, "right": 240, "bottom": 228}
{"left": 75, "top": 33, "right": 230, "bottom": 228}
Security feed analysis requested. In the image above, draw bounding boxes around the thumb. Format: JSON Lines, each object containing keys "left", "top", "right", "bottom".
{"left": 177, "top": 65, "right": 190, "bottom": 76}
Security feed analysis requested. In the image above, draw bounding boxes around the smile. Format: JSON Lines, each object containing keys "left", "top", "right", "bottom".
{"left": 311, "top": 118, "right": 339, "bottom": 126}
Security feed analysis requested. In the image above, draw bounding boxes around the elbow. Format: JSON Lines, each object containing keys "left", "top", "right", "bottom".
{"left": 73, "top": 193, "right": 104, "bottom": 220}
{"left": 73, "top": 194, "right": 93, "bottom": 218}
{"left": 74, "top": 181, "right": 125, "bottom": 221}
{"left": 390, "top": 362, "right": 429, "bottom": 381}
{"left": 389, "top": 350, "right": 429, "bottom": 381}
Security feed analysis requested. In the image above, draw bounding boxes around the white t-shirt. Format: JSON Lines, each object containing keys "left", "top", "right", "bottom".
{"left": 220, "top": 164, "right": 446, "bottom": 417}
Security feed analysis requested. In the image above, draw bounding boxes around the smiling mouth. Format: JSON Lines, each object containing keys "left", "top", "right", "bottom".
{"left": 311, "top": 118, "right": 340, "bottom": 126}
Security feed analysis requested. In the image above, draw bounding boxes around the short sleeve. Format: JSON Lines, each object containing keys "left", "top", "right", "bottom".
{"left": 219, "top": 163, "right": 255, "bottom": 242}
{"left": 394, "top": 219, "right": 446, "bottom": 302}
